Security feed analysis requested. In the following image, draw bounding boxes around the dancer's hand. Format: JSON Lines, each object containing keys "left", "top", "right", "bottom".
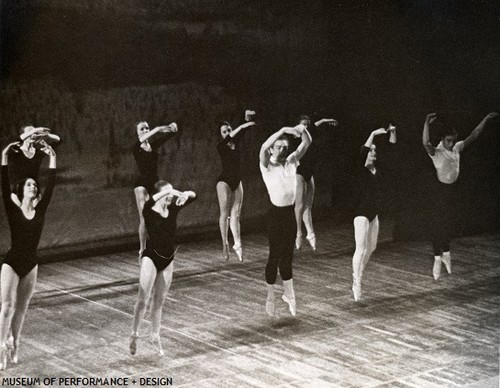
{"left": 241, "top": 121, "right": 256, "bottom": 129}
{"left": 372, "top": 128, "right": 387, "bottom": 136}
{"left": 168, "top": 122, "right": 178, "bottom": 132}
{"left": 425, "top": 113, "right": 437, "bottom": 124}
{"left": 325, "top": 118, "right": 338, "bottom": 126}
{"left": 176, "top": 192, "right": 189, "bottom": 206}
{"left": 485, "top": 112, "right": 499, "bottom": 121}
{"left": 387, "top": 124, "right": 397, "bottom": 133}
{"left": 39, "top": 141, "right": 55, "bottom": 156}
{"left": 2, "top": 142, "right": 21, "bottom": 156}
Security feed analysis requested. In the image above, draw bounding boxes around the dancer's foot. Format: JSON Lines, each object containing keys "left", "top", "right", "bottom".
{"left": 129, "top": 332, "right": 138, "bottom": 355}
{"left": 265, "top": 297, "right": 275, "bottom": 317}
{"left": 282, "top": 294, "right": 296, "bottom": 316}
{"left": 149, "top": 334, "right": 164, "bottom": 356}
{"left": 306, "top": 233, "right": 316, "bottom": 251}
{"left": 433, "top": 256, "right": 442, "bottom": 280}
{"left": 222, "top": 244, "right": 230, "bottom": 261}
{"left": 233, "top": 244, "right": 243, "bottom": 262}
{"left": 6, "top": 336, "right": 17, "bottom": 364}
{"left": 442, "top": 252, "right": 452, "bottom": 274}
{"left": 352, "top": 280, "right": 362, "bottom": 302}
{"left": 295, "top": 235, "right": 302, "bottom": 250}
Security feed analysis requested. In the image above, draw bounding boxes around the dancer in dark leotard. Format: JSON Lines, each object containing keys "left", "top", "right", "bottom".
{"left": 0, "top": 141, "right": 56, "bottom": 370}
{"left": 216, "top": 114, "right": 255, "bottom": 261}
{"left": 133, "top": 121, "right": 178, "bottom": 257}
{"left": 294, "top": 115, "right": 337, "bottom": 251}
{"left": 130, "top": 181, "right": 196, "bottom": 356}
{"left": 422, "top": 112, "right": 497, "bottom": 280}
{"left": 351, "top": 125, "right": 396, "bottom": 302}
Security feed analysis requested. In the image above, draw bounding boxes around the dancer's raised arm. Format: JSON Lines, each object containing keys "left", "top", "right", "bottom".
{"left": 463, "top": 112, "right": 498, "bottom": 149}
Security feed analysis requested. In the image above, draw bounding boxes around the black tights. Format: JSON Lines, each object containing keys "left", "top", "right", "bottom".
{"left": 266, "top": 205, "right": 296, "bottom": 284}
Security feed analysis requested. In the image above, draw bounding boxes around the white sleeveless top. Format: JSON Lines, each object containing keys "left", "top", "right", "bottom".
{"left": 430, "top": 140, "right": 464, "bottom": 184}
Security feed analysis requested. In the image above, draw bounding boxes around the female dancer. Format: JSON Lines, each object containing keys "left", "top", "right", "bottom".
{"left": 294, "top": 115, "right": 337, "bottom": 251}
{"left": 0, "top": 141, "right": 56, "bottom": 370}
{"left": 423, "top": 112, "right": 497, "bottom": 280}
{"left": 133, "top": 121, "right": 178, "bottom": 258}
{"left": 130, "top": 181, "right": 196, "bottom": 356}
{"left": 216, "top": 116, "right": 256, "bottom": 261}
{"left": 352, "top": 125, "right": 396, "bottom": 301}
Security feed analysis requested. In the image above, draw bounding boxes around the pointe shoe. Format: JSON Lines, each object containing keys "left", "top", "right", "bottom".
{"left": 282, "top": 294, "right": 296, "bottom": 316}
{"left": 129, "top": 333, "right": 138, "bottom": 355}
{"left": 306, "top": 234, "right": 316, "bottom": 251}
{"left": 352, "top": 276, "right": 362, "bottom": 302}
{"left": 222, "top": 244, "right": 230, "bottom": 261}
{"left": 0, "top": 345, "right": 8, "bottom": 371}
{"left": 295, "top": 235, "right": 302, "bottom": 250}
{"left": 433, "top": 257, "right": 442, "bottom": 280}
{"left": 149, "top": 334, "right": 164, "bottom": 356}
{"left": 233, "top": 244, "right": 243, "bottom": 262}
{"left": 265, "top": 298, "right": 275, "bottom": 317}
{"left": 442, "top": 252, "right": 452, "bottom": 274}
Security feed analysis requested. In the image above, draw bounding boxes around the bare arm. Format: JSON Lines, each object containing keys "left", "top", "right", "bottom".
{"left": 228, "top": 121, "right": 256, "bottom": 139}
{"left": 388, "top": 124, "right": 397, "bottom": 144}
{"left": 463, "top": 112, "right": 498, "bottom": 149}
{"left": 422, "top": 113, "right": 437, "bottom": 156}
{"left": 314, "top": 118, "right": 338, "bottom": 127}
{"left": 364, "top": 128, "right": 387, "bottom": 149}
{"left": 138, "top": 123, "right": 178, "bottom": 143}
{"left": 289, "top": 125, "right": 312, "bottom": 162}
{"left": 259, "top": 127, "right": 288, "bottom": 168}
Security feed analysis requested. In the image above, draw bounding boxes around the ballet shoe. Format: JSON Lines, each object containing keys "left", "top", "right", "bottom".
{"left": 265, "top": 298, "right": 275, "bottom": 317}
{"left": 442, "top": 252, "right": 452, "bottom": 274}
{"left": 352, "top": 278, "right": 362, "bottom": 302}
{"left": 233, "top": 244, "right": 243, "bottom": 262}
{"left": 129, "top": 332, "right": 138, "bottom": 355}
{"left": 222, "top": 244, "right": 230, "bottom": 261}
{"left": 149, "top": 334, "right": 164, "bottom": 356}
{"left": 281, "top": 294, "right": 296, "bottom": 316}
{"left": 433, "top": 257, "right": 442, "bottom": 280}
{"left": 0, "top": 345, "right": 8, "bottom": 370}
{"left": 306, "top": 234, "right": 316, "bottom": 251}
{"left": 295, "top": 235, "right": 302, "bottom": 250}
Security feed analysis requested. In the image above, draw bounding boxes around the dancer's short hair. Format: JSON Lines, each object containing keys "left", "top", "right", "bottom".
{"left": 154, "top": 180, "right": 171, "bottom": 194}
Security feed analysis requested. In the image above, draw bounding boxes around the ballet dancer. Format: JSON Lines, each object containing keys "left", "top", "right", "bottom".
{"left": 294, "top": 115, "right": 338, "bottom": 251}
{"left": 423, "top": 112, "right": 498, "bottom": 280}
{"left": 0, "top": 141, "right": 57, "bottom": 370}
{"left": 259, "top": 123, "right": 312, "bottom": 317}
{"left": 130, "top": 181, "right": 196, "bottom": 356}
{"left": 352, "top": 125, "right": 396, "bottom": 301}
{"left": 216, "top": 112, "right": 256, "bottom": 261}
{"left": 133, "top": 121, "right": 178, "bottom": 258}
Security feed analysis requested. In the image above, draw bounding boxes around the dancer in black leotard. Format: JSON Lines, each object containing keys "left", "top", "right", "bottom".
{"left": 294, "top": 115, "right": 337, "bottom": 251}
{"left": 216, "top": 114, "right": 255, "bottom": 261}
{"left": 133, "top": 121, "right": 178, "bottom": 257}
{"left": 130, "top": 181, "right": 196, "bottom": 356}
{"left": 0, "top": 141, "right": 56, "bottom": 370}
{"left": 351, "top": 125, "right": 396, "bottom": 302}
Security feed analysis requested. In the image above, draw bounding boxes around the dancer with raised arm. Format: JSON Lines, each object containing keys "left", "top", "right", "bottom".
{"left": 259, "top": 123, "right": 311, "bottom": 317}
{"left": 133, "top": 121, "right": 178, "bottom": 259}
{"left": 216, "top": 112, "right": 256, "bottom": 261}
{"left": 352, "top": 125, "right": 396, "bottom": 302}
{"left": 0, "top": 141, "right": 56, "bottom": 370}
{"left": 422, "top": 112, "right": 498, "bottom": 280}
{"left": 294, "top": 115, "right": 338, "bottom": 251}
{"left": 130, "top": 181, "right": 196, "bottom": 356}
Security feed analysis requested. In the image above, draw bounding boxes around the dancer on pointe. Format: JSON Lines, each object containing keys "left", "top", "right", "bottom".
{"left": 0, "top": 141, "right": 57, "bottom": 370}
{"left": 294, "top": 115, "right": 338, "bottom": 251}
{"left": 259, "top": 123, "right": 311, "bottom": 317}
{"left": 130, "top": 181, "right": 196, "bottom": 356}
{"left": 423, "top": 112, "right": 498, "bottom": 280}
{"left": 216, "top": 111, "right": 256, "bottom": 261}
{"left": 352, "top": 125, "right": 396, "bottom": 301}
{"left": 133, "top": 121, "right": 178, "bottom": 259}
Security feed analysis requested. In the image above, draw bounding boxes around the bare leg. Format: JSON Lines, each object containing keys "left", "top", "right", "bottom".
{"left": 352, "top": 216, "right": 369, "bottom": 301}
{"left": 0, "top": 264, "right": 19, "bottom": 369}
{"left": 10, "top": 265, "right": 38, "bottom": 364}
{"left": 303, "top": 176, "right": 316, "bottom": 250}
{"left": 230, "top": 183, "right": 244, "bottom": 261}
{"left": 130, "top": 257, "right": 156, "bottom": 354}
{"left": 216, "top": 181, "right": 232, "bottom": 260}
{"left": 294, "top": 175, "right": 307, "bottom": 249}
{"left": 361, "top": 216, "right": 379, "bottom": 275}
{"left": 134, "top": 187, "right": 150, "bottom": 256}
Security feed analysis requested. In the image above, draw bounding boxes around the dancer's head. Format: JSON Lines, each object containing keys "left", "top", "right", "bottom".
{"left": 298, "top": 115, "right": 311, "bottom": 127}
{"left": 270, "top": 136, "right": 290, "bottom": 163}
{"left": 136, "top": 121, "right": 150, "bottom": 139}
{"left": 154, "top": 180, "right": 174, "bottom": 206}
{"left": 219, "top": 121, "right": 231, "bottom": 139}
{"left": 15, "top": 177, "right": 40, "bottom": 202}
{"left": 439, "top": 125, "right": 458, "bottom": 151}
{"left": 365, "top": 145, "right": 377, "bottom": 168}
{"left": 20, "top": 125, "right": 36, "bottom": 145}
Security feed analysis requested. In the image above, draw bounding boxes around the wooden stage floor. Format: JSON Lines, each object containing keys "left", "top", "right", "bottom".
{"left": 1, "top": 219, "right": 499, "bottom": 387}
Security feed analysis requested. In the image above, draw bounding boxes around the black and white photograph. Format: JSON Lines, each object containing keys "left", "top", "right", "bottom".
{"left": 0, "top": 0, "right": 499, "bottom": 386}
